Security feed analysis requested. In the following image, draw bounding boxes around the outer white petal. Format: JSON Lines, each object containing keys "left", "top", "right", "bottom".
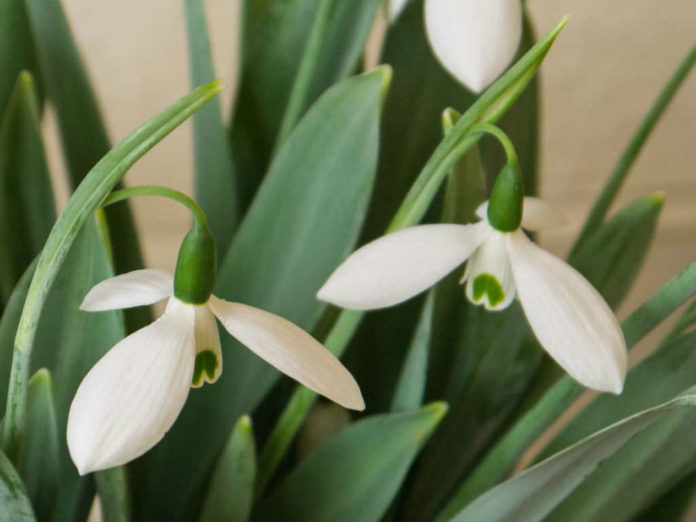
{"left": 424, "top": 0, "right": 523, "bottom": 92}
{"left": 191, "top": 303, "right": 222, "bottom": 388}
{"left": 67, "top": 297, "right": 195, "bottom": 474}
{"left": 507, "top": 231, "right": 627, "bottom": 393}
{"left": 475, "top": 197, "right": 566, "bottom": 231}
{"left": 388, "top": 0, "right": 408, "bottom": 21}
{"left": 208, "top": 297, "right": 364, "bottom": 411}
{"left": 463, "top": 231, "right": 515, "bottom": 311}
{"left": 80, "top": 269, "right": 174, "bottom": 311}
{"left": 317, "top": 222, "right": 491, "bottom": 310}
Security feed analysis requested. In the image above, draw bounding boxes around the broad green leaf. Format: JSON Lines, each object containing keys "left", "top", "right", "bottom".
{"left": 391, "top": 293, "right": 433, "bottom": 412}
{"left": 0, "top": 449, "right": 35, "bottom": 522}
{"left": 0, "top": 220, "right": 125, "bottom": 522}
{"left": 184, "top": 0, "right": 238, "bottom": 260}
{"left": 437, "top": 262, "right": 696, "bottom": 519}
{"left": 95, "top": 467, "right": 130, "bottom": 522}
{"left": 232, "top": 0, "right": 381, "bottom": 208}
{"left": 20, "top": 369, "right": 58, "bottom": 522}
{"left": 255, "top": 403, "right": 447, "bottom": 522}
{"left": 569, "top": 193, "right": 663, "bottom": 309}
{"left": 0, "top": 72, "right": 55, "bottom": 306}
{"left": 450, "top": 392, "right": 696, "bottom": 522}
{"left": 23, "top": 0, "right": 146, "bottom": 329}
{"left": 542, "top": 332, "right": 696, "bottom": 521}
{"left": 0, "top": 0, "right": 41, "bottom": 115}
{"left": 542, "top": 331, "right": 696, "bottom": 459}
{"left": 200, "top": 415, "right": 256, "bottom": 522}
{"left": 131, "top": 69, "right": 387, "bottom": 521}
{"left": 547, "top": 400, "right": 696, "bottom": 521}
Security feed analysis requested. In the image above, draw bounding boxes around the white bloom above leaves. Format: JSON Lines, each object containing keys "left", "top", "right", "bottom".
{"left": 67, "top": 270, "right": 364, "bottom": 475}
{"left": 318, "top": 197, "right": 627, "bottom": 395}
{"left": 424, "top": 0, "right": 523, "bottom": 93}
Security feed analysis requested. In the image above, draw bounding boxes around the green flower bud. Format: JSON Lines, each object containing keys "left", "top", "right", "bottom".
{"left": 487, "top": 162, "right": 524, "bottom": 232}
{"left": 174, "top": 224, "right": 217, "bottom": 304}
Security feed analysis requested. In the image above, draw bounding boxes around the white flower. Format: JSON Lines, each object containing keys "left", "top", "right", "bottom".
{"left": 318, "top": 197, "right": 627, "bottom": 394}
{"left": 424, "top": 0, "right": 523, "bottom": 93}
{"left": 67, "top": 269, "right": 364, "bottom": 475}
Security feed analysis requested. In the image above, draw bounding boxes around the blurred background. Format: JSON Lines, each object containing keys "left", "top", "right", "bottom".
{"left": 45, "top": 0, "right": 695, "bottom": 354}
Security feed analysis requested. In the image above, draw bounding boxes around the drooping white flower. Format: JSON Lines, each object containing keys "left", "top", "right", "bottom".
{"left": 318, "top": 196, "right": 627, "bottom": 394}
{"left": 424, "top": 0, "right": 523, "bottom": 93}
{"left": 68, "top": 269, "right": 364, "bottom": 475}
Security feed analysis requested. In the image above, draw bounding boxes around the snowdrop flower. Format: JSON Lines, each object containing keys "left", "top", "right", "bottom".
{"left": 68, "top": 223, "right": 363, "bottom": 475}
{"left": 425, "top": 0, "right": 523, "bottom": 93}
{"left": 318, "top": 165, "right": 627, "bottom": 394}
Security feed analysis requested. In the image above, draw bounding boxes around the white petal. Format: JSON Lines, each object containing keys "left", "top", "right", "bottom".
{"left": 208, "top": 297, "right": 364, "bottom": 410}
{"left": 475, "top": 197, "right": 566, "bottom": 231}
{"left": 463, "top": 231, "right": 515, "bottom": 311}
{"left": 192, "top": 303, "right": 222, "bottom": 388}
{"left": 80, "top": 269, "right": 174, "bottom": 311}
{"left": 424, "top": 0, "right": 523, "bottom": 92}
{"left": 317, "top": 223, "right": 491, "bottom": 310}
{"left": 507, "top": 231, "right": 627, "bottom": 393}
{"left": 67, "top": 297, "right": 195, "bottom": 474}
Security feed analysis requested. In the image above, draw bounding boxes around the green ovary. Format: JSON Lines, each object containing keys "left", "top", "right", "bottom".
{"left": 472, "top": 273, "right": 505, "bottom": 307}
{"left": 192, "top": 349, "right": 219, "bottom": 387}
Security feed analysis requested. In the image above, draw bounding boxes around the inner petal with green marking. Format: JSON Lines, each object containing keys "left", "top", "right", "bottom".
{"left": 463, "top": 231, "right": 516, "bottom": 311}
{"left": 192, "top": 349, "right": 220, "bottom": 387}
{"left": 472, "top": 273, "right": 505, "bottom": 308}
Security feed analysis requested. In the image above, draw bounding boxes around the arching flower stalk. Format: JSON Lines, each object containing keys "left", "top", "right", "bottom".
{"left": 67, "top": 188, "right": 363, "bottom": 475}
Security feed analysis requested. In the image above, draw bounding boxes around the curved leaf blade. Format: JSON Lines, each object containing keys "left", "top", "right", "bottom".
{"left": 0, "top": 450, "right": 35, "bottom": 522}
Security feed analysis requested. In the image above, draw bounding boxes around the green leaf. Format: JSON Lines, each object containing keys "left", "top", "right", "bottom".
{"left": 200, "top": 415, "right": 256, "bottom": 522}
{"left": 22, "top": 0, "right": 146, "bottom": 329}
{"left": 633, "top": 468, "right": 696, "bottom": 521}
{"left": 130, "top": 69, "right": 387, "bottom": 521}
{"left": 0, "top": 220, "right": 125, "bottom": 521}
{"left": 0, "top": 72, "right": 55, "bottom": 306}
{"left": 449, "top": 392, "right": 696, "bottom": 522}
{"left": 184, "top": 0, "right": 238, "bottom": 261}
{"left": 232, "top": 0, "right": 381, "bottom": 208}
{"left": 569, "top": 193, "right": 663, "bottom": 309}
{"left": 19, "top": 369, "right": 58, "bottom": 522}
{"left": 541, "top": 332, "right": 696, "bottom": 521}
{"left": 95, "top": 467, "right": 130, "bottom": 522}
{"left": 0, "top": 449, "right": 35, "bottom": 522}
{"left": 437, "top": 262, "right": 696, "bottom": 519}
{"left": 255, "top": 403, "right": 447, "bottom": 522}
{"left": 0, "top": 0, "right": 41, "bottom": 115}
{"left": 391, "top": 293, "right": 433, "bottom": 412}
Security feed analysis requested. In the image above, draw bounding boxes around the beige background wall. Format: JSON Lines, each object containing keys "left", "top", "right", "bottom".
{"left": 47, "top": 0, "right": 695, "bottom": 353}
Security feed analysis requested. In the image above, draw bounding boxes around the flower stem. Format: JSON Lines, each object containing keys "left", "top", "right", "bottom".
{"left": 103, "top": 185, "right": 208, "bottom": 230}
{"left": 254, "top": 18, "right": 569, "bottom": 494}
{"left": 273, "top": 0, "right": 334, "bottom": 152}
{"left": 571, "top": 44, "right": 696, "bottom": 257}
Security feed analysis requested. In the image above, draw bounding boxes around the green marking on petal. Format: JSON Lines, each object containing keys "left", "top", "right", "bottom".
{"left": 192, "top": 349, "right": 220, "bottom": 387}
{"left": 472, "top": 273, "right": 505, "bottom": 307}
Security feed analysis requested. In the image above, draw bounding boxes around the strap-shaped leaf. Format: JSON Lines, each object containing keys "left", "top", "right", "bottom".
{"left": 19, "top": 369, "right": 58, "bottom": 522}
{"left": 255, "top": 403, "right": 447, "bottom": 522}
{"left": 0, "top": 450, "right": 35, "bottom": 522}
{"left": 449, "top": 392, "right": 696, "bottom": 522}
{"left": 0, "top": 72, "right": 55, "bottom": 306}
{"left": 200, "top": 415, "right": 256, "bottom": 522}
{"left": 22, "top": 0, "right": 145, "bottom": 329}
{"left": 184, "top": 0, "right": 238, "bottom": 261}
{"left": 130, "top": 68, "right": 387, "bottom": 521}
{"left": 232, "top": 0, "right": 382, "bottom": 208}
{"left": 0, "top": 220, "right": 125, "bottom": 521}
